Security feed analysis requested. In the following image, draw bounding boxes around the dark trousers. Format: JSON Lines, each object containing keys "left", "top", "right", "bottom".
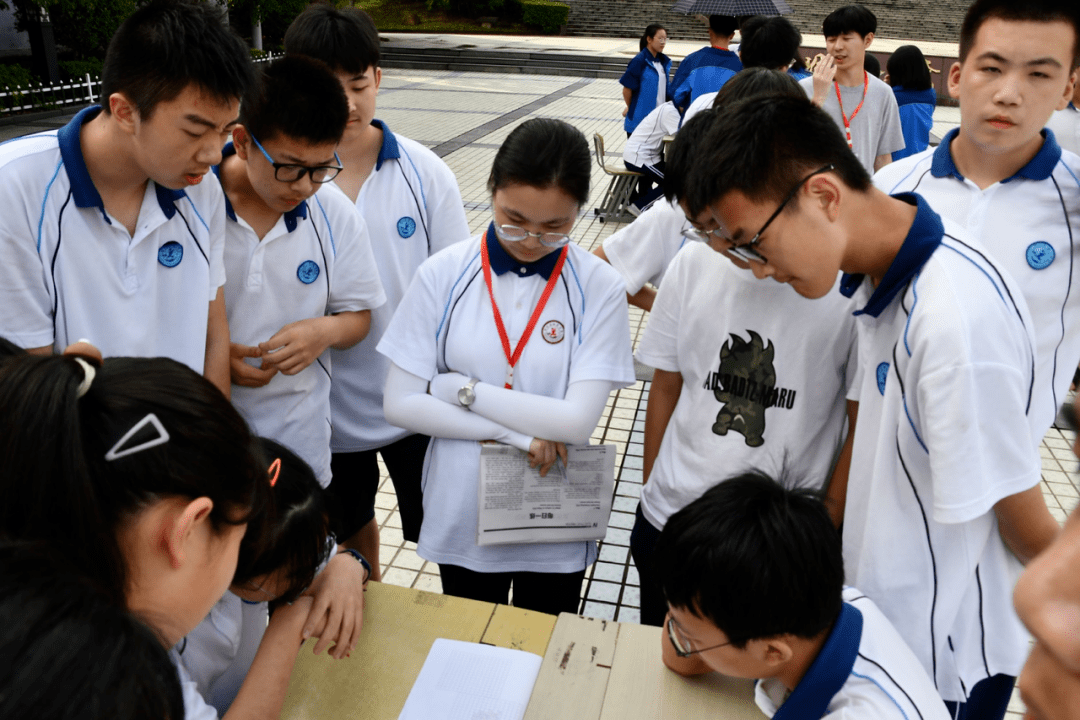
{"left": 328, "top": 433, "right": 431, "bottom": 543}
{"left": 629, "top": 503, "right": 666, "bottom": 627}
{"left": 624, "top": 160, "right": 666, "bottom": 211}
{"left": 439, "top": 564, "right": 586, "bottom": 616}
{"left": 943, "top": 674, "right": 1015, "bottom": 720}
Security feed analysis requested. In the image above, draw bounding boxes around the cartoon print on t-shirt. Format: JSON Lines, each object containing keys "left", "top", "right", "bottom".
{"left": 703, "top": 330, "right": 794, "bottom": 447}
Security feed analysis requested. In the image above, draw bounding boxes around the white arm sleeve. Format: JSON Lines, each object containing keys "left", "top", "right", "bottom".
{"left": 383, "top": 363, "right": 534, "bottom": 452}
{"left": 468, "top": 378, "right": 613, "bottom": 446}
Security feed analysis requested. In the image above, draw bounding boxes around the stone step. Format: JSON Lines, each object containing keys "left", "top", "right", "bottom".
{"left": 382, "top": 45, "right": 649, "bottom": 79}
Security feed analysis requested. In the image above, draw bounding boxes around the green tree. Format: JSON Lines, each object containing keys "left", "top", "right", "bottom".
{"left": 8, "top": 0, "right": 141, "bottom": 59}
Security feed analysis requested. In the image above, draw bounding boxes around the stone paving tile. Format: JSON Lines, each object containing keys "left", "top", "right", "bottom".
{"left": 365, "top": 68, "right": 1069, "bottom": 717}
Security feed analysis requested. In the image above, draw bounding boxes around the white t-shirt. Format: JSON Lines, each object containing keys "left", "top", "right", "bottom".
{"left": 755, "top": 588, "right": 951, "bottom": 719}
{"left": 682, "top": 90, "right": 718, "bottom": 126}
{"left": 0, "top": 105, "right": 226, "bottom": 372}
{"left": 623, "top": 102, "right": 680, "bottom": 168}
{"left": 874, "top": 130, "right": 1080, "bottom": 441}
{"left": 636, "top": 242, "right": 858, "bottom": 529}
{"left": 601, "top": 199, "right": 699, "bottom": 294}
{"left": 800, "top": 73, "right": 905, "bottom": 174}
{"left": 377, "top": 232, "right": 636, "bottom": 573}
{"left": 220, "top": 154, "right": 386, "bottom": 486}
{"left": 842, "top": 194, "right": 1040, "bottom": 702}
{"left": 329, "top": 121, "right": 470, "bottom": 453}
{"left": 654, "top": 60, "right": 667, "bottom": 107}
{"left": 1047, "top": 105, "right": 1080, "bottom": 155}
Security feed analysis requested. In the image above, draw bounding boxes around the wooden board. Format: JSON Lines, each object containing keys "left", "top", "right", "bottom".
{"left": 522, "top": 613, "right": 620, "bottom": 720}
{"left": 281, "top": 582, "right": 497, "bottom": 720}
{"left": 481, "top": 604, "right": 559, "bottom": 657}
{"left": 597, "top": 623, "right": 765, "bottom": 720}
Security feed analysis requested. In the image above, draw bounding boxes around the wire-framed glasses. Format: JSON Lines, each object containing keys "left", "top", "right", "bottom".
{"left": 493, "top": 222, "right": 572, "bottom": 248}
{"left": 666, "top": 615, "right": 734, "bottom": 658}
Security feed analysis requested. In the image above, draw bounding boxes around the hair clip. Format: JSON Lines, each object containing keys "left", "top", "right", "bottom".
{"left": 73, "top": 357, "right": 96, "bottom": 399}
{"left": 104, "top": 413, "right": 171, "bottom": 461}
{"left": 268, "top": 457, "right": 282, "bottom": 487}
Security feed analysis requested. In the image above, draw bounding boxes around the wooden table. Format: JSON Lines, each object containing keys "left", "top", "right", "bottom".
{"left": 281, "top": 581, "right": 764, "bottom": 719}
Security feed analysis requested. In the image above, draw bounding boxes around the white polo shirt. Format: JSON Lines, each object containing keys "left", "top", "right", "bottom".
{"left": 636, "top": 242, "right": 858, "bottom": 530}
{"left": 841, "top": 194, "right": 1040, "bottom": 702}
{"left": 681, "top": 90, "right": 717, "bottom": 127}
{"left": 377, "top": 229, "right": 635, "bottom": 573}
{"left": 1046, "top": 104, "right": 1080, "bottom": 155}
{"left": 0, "top": 105, "right": 225, "bottom": 372}
{"left": 755, "top": 588, "right": 951, "bottom": 719}
{"left": 601, "top": 199, "right": 699, "bottom": 294}
{"left": 329, "top": 120, "right": 470, "bottom": 453}
{"left": 623, "top": 102, "right": 680, "bottom": 168}
{"left": 874, "top": 129, "right": 1080, "bottom": 441}
{"left": 219, "top": 147, "right": 385, "bottom": 486}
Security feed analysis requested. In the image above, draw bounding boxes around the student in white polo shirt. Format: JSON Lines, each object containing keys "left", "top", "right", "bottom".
{"left": 686, "top": 94, "right": 1059, "bottom": 720}
{"left": 657, "top": 474, "right": 950, "bottom": 720}
{"left": 0, "top": 1, "right": 253, "bottom": 396}
{"left": 622, "top": 101, "right": 680, "bottom": 215}
{"left": 216, "top": 56, "right": 384, "bottom": 488}
{"left": 380, "top": 119, "right": 635, "bottom": 614}
{"left": 284, "top": 6, "right": 470, "bottom": 579}
{"left": 875, "top": 0, "right": 1080, "bottom": 446}
{"left": 629, "top": 103, "right": 859, "bottom": 629}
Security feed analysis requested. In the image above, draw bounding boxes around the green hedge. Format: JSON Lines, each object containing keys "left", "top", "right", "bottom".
{"left": 59, "top": 59, "right": 104, "bottom": 81}
{"left": 522, "top": 0, "right": 568, "bottom": 33}
{"left": 0, "top": 63, "right": 34, "bottom": 89}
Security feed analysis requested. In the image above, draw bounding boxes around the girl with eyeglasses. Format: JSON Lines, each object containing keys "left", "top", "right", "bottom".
{"left": 379, "top": 118, "right": 635, "bottom": 613}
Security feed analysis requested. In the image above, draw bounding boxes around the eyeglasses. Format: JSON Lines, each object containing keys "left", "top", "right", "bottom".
{"left": 680, "top": 224, "right": 726, "bottom": 243}
{"left": 666, "top": 615, "right": 733, "bottom": 658}
{"left": 249, "top": 133, "right": 343, "bottom": 184}
{"left": 493, "top": 222, "right": 572, "bottom": 248}
{"left": 725, "top": 164, "right": 835, "bottom": 265}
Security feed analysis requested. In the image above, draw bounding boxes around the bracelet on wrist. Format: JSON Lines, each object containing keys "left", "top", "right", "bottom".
{"left": 341, "top": 548, "right": 372, "bottom": 584}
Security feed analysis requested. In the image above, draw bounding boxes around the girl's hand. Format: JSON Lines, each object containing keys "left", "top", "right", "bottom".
{"left": 259, "top": 317, "right": 333, "bottom": 376}
{"left": 301, "top": 552, "right": 366, "bottom": 659}
{"left": 528, "top": 438, "right": 567, "bottom": 477}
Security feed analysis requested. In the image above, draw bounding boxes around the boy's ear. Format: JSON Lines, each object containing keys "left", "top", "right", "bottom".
{"left": 1057, "top": 69, "right": 1078, "bottom": 112}
{"left": 162, "top": 497, "right": 214, "bottom": 570}
{"left": 807, "top": 174, "right": 842, "bottom": 223}
{"left": 373, "top": 66, "right": 383, "bottom": 92}
{"left": 749, "top": 637, "right": 794, "bottom": 667}
{"left": 947, "top": 61, "right": 963, "bottom": 101}
{"left": 232, "top": 125, "right": 250, "bottom": 160}
{"left": 862, "top": 32, "right": 874, "bottom": 49}
{"left": 109, "top": 92, "right": 139, "bottom": 134}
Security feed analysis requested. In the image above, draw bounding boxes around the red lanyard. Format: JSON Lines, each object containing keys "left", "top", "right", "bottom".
{"left": 834, "top": 71, "right": 869, "bottom": 149}
{"left": 480, "top": 232, "right": 568, "bottom": 389}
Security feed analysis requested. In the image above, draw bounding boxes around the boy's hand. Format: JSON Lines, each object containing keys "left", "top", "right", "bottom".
{"left": 528, "top": 438, "right": 567, "bottom": 477}
{"left": 301, "top": 551, "right": 366, "bottom": 659}
{"left": 812, "top": 53, "right": 837, "bottom": 106}
{"left": 259, "top": 317, "right": 332, "bottom": 376}
{"left": 230, "top": 342, "right": 277, "bottom": 387}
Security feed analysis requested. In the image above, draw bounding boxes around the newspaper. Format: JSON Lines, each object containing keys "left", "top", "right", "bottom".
{"left": 477, "top": 443, "right": 615, "bottom": 546}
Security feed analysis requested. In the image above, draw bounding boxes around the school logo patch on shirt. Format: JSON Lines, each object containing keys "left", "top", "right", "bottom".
{"left": 157, "top": 241, "right": 183, "bottom": 268}
{"left": 297, "top": 260, "right": 320, "bottom": 284}
{"left": 542, "top": 319, "right": 565, "bottom": 344}
{"left": 1026, "top": 241, "right": 1055, "bottom": 270}
{"left": 397, "top": 216, "right": 416, "bottom": 238}
{"left": 876, "top": 362, "right": 889, "bottom": 395}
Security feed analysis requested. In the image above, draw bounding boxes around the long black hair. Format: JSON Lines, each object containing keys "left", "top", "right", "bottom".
{"left": 487, "top": 118, "right": 591, "bottom": 206}
{"left": 640, "top": 23, "right": 666, "bottom": 52}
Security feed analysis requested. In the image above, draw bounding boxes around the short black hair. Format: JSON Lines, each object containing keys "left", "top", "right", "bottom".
{"left": 709, "top": 14, "right": 738, "bottom": 37}
{"left": 822, "top": 4, "right": 877, "bottom": 39}
{"left": 233, "top": 439, "right": 331, "bottom": 604}
{"left": 887, "top": 45, "right": 932, "bottom": 90}
{"left": 656, "top": 472, "right": 844, "bottom": 648}
{"left": 488, "top": 118, "right": 591, "bottom": 206}
{"left": 666, "top": 68, "right": 804, "bottom": 205}
{"left": 959, "top": 0, "right": 1080, "bottom": 67}
{"left": 100, "top": 0, "right": 253, "bottom": 119}
{"left": 284, "top": 4, "right": 381, "bottom": 75}
{"left": 239, "top": 56, "right": 349, "bottom": 147}
{"left": 739, "top": 16, "right": 803, "bottom": 70}
{"left": 864, "top": 52, "right": 881, "bottom": 78}
{"left": 682, "top": 94, "right": 871, "bottom": 217}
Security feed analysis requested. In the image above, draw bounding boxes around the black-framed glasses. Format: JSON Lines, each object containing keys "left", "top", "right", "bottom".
{"left": 250, "top": 133, "right": 343, "bottom": 184}
{"left": 493, "top": 222, "right": 572, "bottom": 248}
{"left": 666, "top": 616, "right": 733, "bottom": 658}
{"left": 725, "top": 164, "right": 835, "bottom": 265}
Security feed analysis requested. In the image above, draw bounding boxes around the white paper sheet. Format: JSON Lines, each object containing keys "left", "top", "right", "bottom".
{"left": 398, "top": 638, "right": 543, "bottom": 720}
{"left": 477, "top": 443, "right": 615, "bottom": 546}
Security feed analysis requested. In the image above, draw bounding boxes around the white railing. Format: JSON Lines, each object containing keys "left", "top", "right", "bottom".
{"left": 0, "top": 51, "right": 279, "bottom": 117}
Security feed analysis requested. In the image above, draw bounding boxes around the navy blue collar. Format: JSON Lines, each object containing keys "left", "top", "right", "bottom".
{"left": 485, "top": 223, "right": 563, "bottom": 279}
{"left": 932, "top": 127, "right": 1062, "bottom": 183}
{"left": 58, "top": 104, "right": 186, "bottom": 224}
{"left": 840, "top": 193, "right": 943, "bottom": 318}
{"left": 372, "top": 119, "right": 399, "bottom": 171}
{"left": 771, "top": 603, "right": 863, "bottom": 720}
{"left": 214, "top": 141, "right": 308, "bottom": 233}
{"left": 892, "top": 86, "right": 936, "bottom": 107}
{"left": 642, "top": 48, "right": 670, "bottom": 67}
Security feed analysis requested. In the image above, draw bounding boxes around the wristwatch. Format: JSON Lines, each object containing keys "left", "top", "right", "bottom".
{"left": 457, "top": 377, "right": 480, "bottom": 409}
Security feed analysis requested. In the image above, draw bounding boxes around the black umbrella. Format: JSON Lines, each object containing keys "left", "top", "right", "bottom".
{"left": 671, "top": 0, "right": 792, "bottom": 16}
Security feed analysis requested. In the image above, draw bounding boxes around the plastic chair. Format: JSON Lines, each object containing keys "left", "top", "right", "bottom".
{"left": 593, "top": 133, "right": 641, "bottom": 224}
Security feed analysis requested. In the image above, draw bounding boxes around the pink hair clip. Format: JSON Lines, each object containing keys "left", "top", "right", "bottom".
{"left": 268, "top": 458, "right": 282, "bottom": 487}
